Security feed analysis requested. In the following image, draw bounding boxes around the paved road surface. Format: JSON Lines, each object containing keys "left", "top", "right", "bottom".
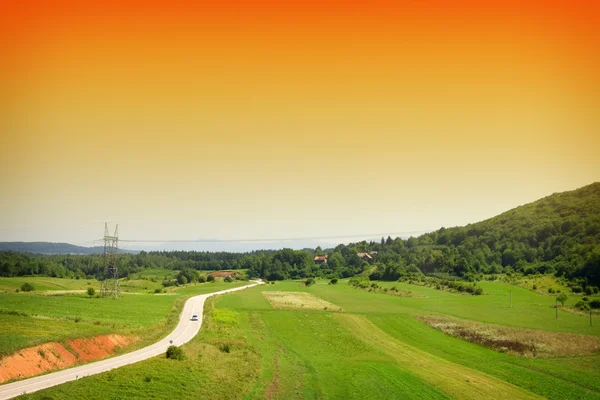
{"left": 0, "top": 281, "right": 262, "bottom": 400}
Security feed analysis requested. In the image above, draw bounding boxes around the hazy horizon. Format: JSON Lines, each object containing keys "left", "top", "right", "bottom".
{"left": 2, "top": 2, "right": 599, "bottom": 244}
{"left": 1, "top": 182, "right": 597, "bottom": 250}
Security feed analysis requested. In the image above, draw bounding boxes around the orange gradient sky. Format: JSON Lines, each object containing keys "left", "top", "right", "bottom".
{"left": 1, "top": 1, "right": 599, "bottom": 245}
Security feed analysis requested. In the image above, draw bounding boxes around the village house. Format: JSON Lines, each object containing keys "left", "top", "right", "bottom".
{"left": 357, "top": 252, "right": 373, "bottom": 262}
{"left": 314, "top": 255, "right": 328, "bottom": 264}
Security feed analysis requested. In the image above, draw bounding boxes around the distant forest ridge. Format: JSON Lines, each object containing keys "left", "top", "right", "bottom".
{"left": 0, "top": 182, "right": 599, "bottom": 286}
{"left": 0, "top": 242, "right": 138, "bottom": 255}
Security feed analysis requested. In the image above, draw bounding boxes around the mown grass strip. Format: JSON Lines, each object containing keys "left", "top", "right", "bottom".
{"left": 335, "top": 313, "right": 542, "bottom": 400}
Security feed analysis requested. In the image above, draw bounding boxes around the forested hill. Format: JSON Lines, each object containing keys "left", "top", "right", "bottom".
{"left": 368, "top": 182, "right": 600, "bottom": 284}
{"left": 439, "top": 182, "right": 600, "bottom": 249}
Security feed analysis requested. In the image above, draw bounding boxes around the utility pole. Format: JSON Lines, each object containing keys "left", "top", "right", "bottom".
{"left": 100, "top": 223, "right": 120, "bottom": 297}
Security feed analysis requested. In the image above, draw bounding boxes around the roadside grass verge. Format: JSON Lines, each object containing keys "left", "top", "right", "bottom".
{"left": 418, "top": 314, "right": 600, "bottom": 358}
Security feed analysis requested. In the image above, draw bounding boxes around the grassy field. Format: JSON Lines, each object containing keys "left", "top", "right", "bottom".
{"left": 0, "top": 277, "right": 101, "bottom": 292}
{"left": 21, "top": 278, "right": 600, "bottom": 400}
{"left": 133, "top": 268, "right": 180, "bottom": 279}
{"left": 0, "top": 278, "right": 249, "bottom": 356}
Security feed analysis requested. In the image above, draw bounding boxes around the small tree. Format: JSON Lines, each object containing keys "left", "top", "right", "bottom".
{"left": 305, "top": 278, "right": 316, "bottom": 287}
{"left": 87, "top": 287, "right": 95, "bottom": 297}
{"left": 329, "top": 278, "right": 338, "bottom": 285}
{"left": 166, "top": 345, "right": 186, "bottom": 360}
{"left": 21, "top": 283, "right": 35, "bottom": 292}
{"left": 207, "top": 275, "right": 215, "bottom": 282}
{"left": 557, "top": 293, "right": 568, "bottom": 306}
{"left": 224, "top": 276, "right": 233, "bottom": 283}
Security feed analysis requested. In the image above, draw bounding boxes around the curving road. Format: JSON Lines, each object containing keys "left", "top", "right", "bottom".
{"left": 0, "top": 281, "right": 262, "bottom": 400}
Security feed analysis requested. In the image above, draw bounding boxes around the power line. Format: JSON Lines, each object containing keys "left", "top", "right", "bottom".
{"left": 92, "top": 230, "right": 433, "bottom": 244}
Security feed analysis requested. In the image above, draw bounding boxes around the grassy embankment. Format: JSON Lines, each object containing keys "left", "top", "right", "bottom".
{"left": 21, "top": 278, "right": 600, "bottom": 400}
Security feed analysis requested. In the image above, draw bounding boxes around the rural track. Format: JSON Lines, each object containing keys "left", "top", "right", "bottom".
{"left": 0, "top": 281, "right": 263, "bottom": 400}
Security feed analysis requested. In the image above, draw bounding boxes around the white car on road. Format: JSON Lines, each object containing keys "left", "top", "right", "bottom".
{"left": 191, "top": 314, "right": 199, "bottom": 321}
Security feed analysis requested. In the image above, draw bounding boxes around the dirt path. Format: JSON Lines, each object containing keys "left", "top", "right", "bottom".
{"left": 335, "top": 314, "right": 542, "bottom": 400}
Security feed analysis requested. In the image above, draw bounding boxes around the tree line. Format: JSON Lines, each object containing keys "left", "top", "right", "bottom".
{"left": 1, "top": 183, "right": 598, "bottom": 286}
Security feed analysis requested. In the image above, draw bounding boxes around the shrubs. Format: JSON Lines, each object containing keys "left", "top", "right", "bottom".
{"left": 589, "top": 300, "right": 600, "bottom": 309}
{"left": 20, "top": 283, "right": 35, "bottom": 292}
{"left": 154, "top": 288, "right": 163, "bottom": 293}
{"left": 348, "top": 276, "right": 370, "bottom": 289}
{"left": 162, "top": 280, "right": 176, "bottom": 287}
{"left": 87, "top": 287, "right": 96, "bottom": 297}
{"left": 198, "top": 275, "right": 207, "bottom": 283}
{"left": 305, "top": 278, "right": 316, "bottom": 287}
{"left": 166, "top": 345, "right": 186, "bottom": 361}
{"left": 585, "top": 286, "right": 598, "bottom": 295}
{"left": 571, "top": 286, "right": 583, "bottom": 293}
{"left": 224, "top": 276, "right": 233, "bottom": 283}
{"left": 218, "top": 343, "right": 231, "bottom": 353}
{"left": 329, "top": 278, "right": 338, "bottom": 285}
{"left": 207, "top": 275, "right": 216, "bottom": 283}
{"left": 407, "top": 276, "right": 484, "bottom": 295}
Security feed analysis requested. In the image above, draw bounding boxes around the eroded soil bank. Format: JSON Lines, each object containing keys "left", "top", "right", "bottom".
{"left": 0, "top": 334, "right": 137, "bottom": 383}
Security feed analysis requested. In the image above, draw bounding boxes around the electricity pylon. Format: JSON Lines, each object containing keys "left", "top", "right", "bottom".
{"left": 100, "top": 223, "right": 120, "bottom": 297}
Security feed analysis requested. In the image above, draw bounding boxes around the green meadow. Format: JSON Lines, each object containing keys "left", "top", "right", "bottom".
{"left": 0, "top": 278, "right": 249, "bottom": 356}
{"left": 22, "top": 279, "right": 600, "bottom": 400}
{"left": 0, "top": 277, "right": 101, "bottom": 292}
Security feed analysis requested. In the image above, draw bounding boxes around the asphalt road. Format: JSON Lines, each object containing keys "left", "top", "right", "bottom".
{"left": 0, "top": 281, "right": 262, "bottom": 400}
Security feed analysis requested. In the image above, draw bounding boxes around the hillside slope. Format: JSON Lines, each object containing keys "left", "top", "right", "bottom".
{"left": 371, "top": 183, "right": 600, "bottom": 284}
